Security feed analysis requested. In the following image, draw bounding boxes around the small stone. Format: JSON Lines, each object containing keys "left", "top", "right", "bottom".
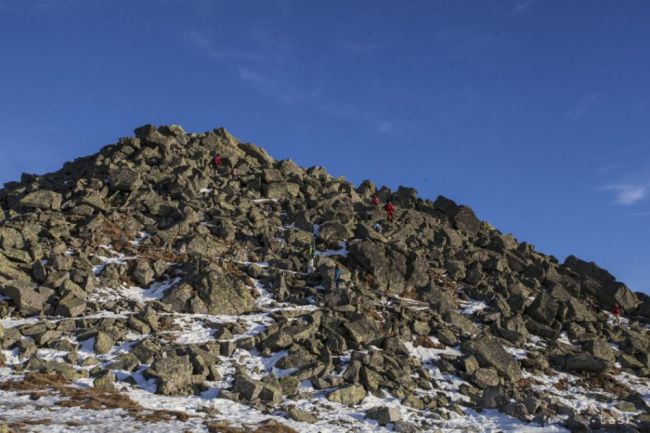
{"left": 93, "top": 371, "right": 115, "bottom": 389}
{"left": 19, "top": 189, "right": 62, "bottom": 210}
{"left": 366, "top": 406, "right": 401, "bottom": 425}
{"left": 94, "top": 332, "right": 114, "bottom": 355}
{"left": 614, "top": 401, "right": 637, "bottom": 412}
{"left": 287, "top": 406, "right": 317, "bottom": 423}
{"left": 327, "top": 384, "right": 366, "bottom": 406}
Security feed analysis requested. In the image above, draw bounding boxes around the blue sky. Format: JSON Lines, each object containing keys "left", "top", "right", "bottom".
{"left": 1, "top": 0, "right": 649, "bottom": 293}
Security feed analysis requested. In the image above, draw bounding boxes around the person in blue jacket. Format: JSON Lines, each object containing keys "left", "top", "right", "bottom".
{"left": 334, "top": 265, "right": 342, "bottom": 289}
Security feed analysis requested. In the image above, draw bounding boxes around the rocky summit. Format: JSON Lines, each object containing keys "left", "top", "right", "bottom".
{"left": 0, "top": 124, "right": 649, "bottom": 433}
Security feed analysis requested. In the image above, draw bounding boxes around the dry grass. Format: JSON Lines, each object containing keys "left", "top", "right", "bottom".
{"left": 0, "top": 373, "right": 189, "bottom": 423}
{"left": 516, "top": 377, "right": 539, "bottom": 389}
{"left": 0, "top": 417, "right": 52, "bottom": 433}
{"left": 206, "top": 420, "right": 299, "bottom": 433}
{"left": 414, "top": 335, "right": 445, "bottom": 349}
{"left": 577, "top": 374, "right": 630, "bottom": 398}
{"left": 1, "top": 374, "right": 301, "bottom": 432}
{"left": 552, "top": 378, "right": 569, "bottom": 391}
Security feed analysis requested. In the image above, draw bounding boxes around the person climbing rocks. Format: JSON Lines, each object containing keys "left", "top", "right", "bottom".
{"left": 306, "top": 242, "right": 316, "bottom": 273}
{"left": 213, "top": 153, "right": 223, "bottom": 167}
{"left": 307, "top": 257, "right": 315, "bottom": 274}
{"left": 371, "top": 194, "right": 380, "bottom": 206}
{"left": 384, "top": 201, "right": 396, "bottom": 222}
{"left": 334, "top": 265, "right": 342, "bottom": 289}
{"left": 612, "top": 303, "right": 622, "bottom": 324}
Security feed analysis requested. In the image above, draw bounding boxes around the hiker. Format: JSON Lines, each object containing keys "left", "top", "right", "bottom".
{"left": 373, "top": 222, "right": 383, "bottom": 234}
{"left": 371, "top": 194, "right": 380, "bottom": 206}
{"left": 213, "top": 153, "right": 223, "bottom": 167}
{"left": 384, "top": 201, "right": 396, "bottom": 222}
{"left": 307, "top": 257, "right": 315, "bottom": 274}
{"left": 306, "top": 243, "right": 316, "bottom": 273}
{"left": 612, "top": 303, "right": 622, "bottom": 324}
{"left": 334, "top": 265, "right": 342, "bottom": 289}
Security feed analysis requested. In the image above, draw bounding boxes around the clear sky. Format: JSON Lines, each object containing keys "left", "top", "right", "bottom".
{"left": 1, "top": 0, "right": 649, "bottom": 293}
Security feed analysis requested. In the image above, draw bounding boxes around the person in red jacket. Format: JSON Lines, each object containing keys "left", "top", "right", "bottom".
{"left": 612, "top": 303, "right": 622, "bottom": 324}
{"left": 213, "top": 153, "right": 223, "bottom": 167}
{"left": 384, "top": 201, "right": 396, "bottom": 222}
{"left": 371, "top": 194, "right": 380, "bottom": 206}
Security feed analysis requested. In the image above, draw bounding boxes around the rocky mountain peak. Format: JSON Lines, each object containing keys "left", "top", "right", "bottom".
{"left": 0, "top": 124, "right": 648, "bottom": 432}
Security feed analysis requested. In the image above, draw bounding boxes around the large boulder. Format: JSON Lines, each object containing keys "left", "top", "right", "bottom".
{"left": 264, "top": 182, "right": 301, "bottom": 199}
{"left": 19, "top": 189, "right": 62, "bottom": 210}
{"left": 526, "top": 291, "right": 558, "bottom": 324}
{"left": 147, "top": 352, "right": 193, "bottom": 396}
{"left": 451, "top": 206, "right": 482, "bottom": 235}
{"left": 0, "top": 280, "right": 45, "bottom": 315}
{"left": 132, "top": 259, "right": 155, "bottom": 287}
{"left": 563, "top": 256, "right": 638, "bottom": 311}
{"left": 327, "top": 384, "right": 366, "bottom": 406}
{"left": 232, "top": 372, "right": 263, "bottom": 401}
{"left": 461, "top": 336, "right": 522, "bottom": 382}
{"left": 349, "top": 241, "right": 407, "bottom": 294}
{"left": 0, "top": 227, "right": 23, "bottom": 249}
{"left": 366, "top": 406, "right": 401, "bottom": 426}
{"left": 238, "top": 143, "right": 274, "bottom": 167}
{"left": 183, "top": 236, "right": 229, "bottom": 258}
{"left": 109, "top": 167, "right": 142, "bottom": 192}
{"left": 94, "top": 331, "right": 114, "bottom": 355}
{"left": 349, "top": 240, "right": 388, "bottom": 271}
{"left": 0, "top": 254, "right": 31, "bottom": 282}
{"left": 344, "top": 318, "right": 381, "bottom": 346}
{"left": 55, "top": 294, "right": 86, "bottom": 317}
{"left": 584, "top": 339, "right": 616, "bottom": 365}
{"left": 393, "top": 186, "right": 417, "bottom": 206}
{"left": 550, "top": 352, "right": 611, "bottom": 374}
{"left": 565, "top": 298, "right": 597, "bottom": 323}
{"left": 233, "top": 372, "right": 282, "bottom": 403}
{"left": 162, "top": 261, "right": 254, "bottom": 316}
{"left": 319, "top": 221, "right": 353, "bottom": 244}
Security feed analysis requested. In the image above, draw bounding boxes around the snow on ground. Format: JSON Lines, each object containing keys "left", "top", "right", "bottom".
{"left": 557, "top": 332, "right": 575, "bottom": 347}
{"left": 129, "top": 231, "right": 151, "bottom": 246}
{"left": 458, "top": 299, "right": 489, "bottom": 316}
{"left": 121, "top": 277, "right": 182, "bottom": 302}
{"left": 0, "top": 387, "right": 210, "bottom": 433}
{"left": 526, "top": 369, "right": 622, "bottom": 417}
{"left": 2, "top": 235, "right": 646, "bottom": 433}
{"left": 92, "top": 253, "right": 136, "bottom": 276}
{"left": 615, "top": 370, "right": 650, "bottom": 401}
{"left": 504, "top": 346, "right": 528, "bottom": 360}
{"left": 404, "top": 337, "right": 473, "bottom": 406}
{"left": 459, "top": 409, "right": 568, "bottom": 433}
{"left": 405, "top": 338, "right": 462, "bottom": 362}
{"left": 2, "top": 348, "right": 22, "bottom": 367}
{"left": 1, "top": 316, "right": 40, "bottom": 329}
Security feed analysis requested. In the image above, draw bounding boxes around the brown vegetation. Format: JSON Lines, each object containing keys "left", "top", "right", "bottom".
{"left": 0, "top": 373, "right": 189, "bottom": 423}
